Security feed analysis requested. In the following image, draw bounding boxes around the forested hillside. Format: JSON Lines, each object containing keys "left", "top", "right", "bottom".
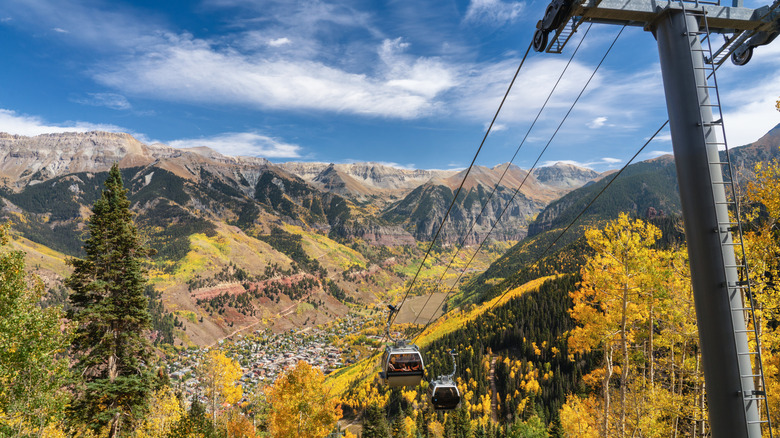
{"left": 325, "top": 127, "right": 780, "bottom": 437}
{"left": 1, "top": 126, "right": 780, "bottom": 437}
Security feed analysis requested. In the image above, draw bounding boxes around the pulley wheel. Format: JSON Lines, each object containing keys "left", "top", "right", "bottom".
{"left": 731, "top": 47, "right": 753, "bottom": 66}
{"left": 533, "top": 29, "right": 548, "bottom": 52}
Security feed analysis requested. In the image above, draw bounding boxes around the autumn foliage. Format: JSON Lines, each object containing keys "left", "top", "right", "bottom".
{"left": 267, "top": 360, "right": 342, "bottom": 438}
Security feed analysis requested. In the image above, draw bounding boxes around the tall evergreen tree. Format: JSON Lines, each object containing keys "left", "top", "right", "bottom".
{"left": 66, "top": 164, "right": 153, "bottom": 437}
{"left": 362, "top": 404, "right": 390, "bottom": 438}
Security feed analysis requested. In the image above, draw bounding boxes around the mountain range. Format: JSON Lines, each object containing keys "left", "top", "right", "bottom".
{"left": 0, "top": 131, "right": 602, "bottom": 248}
{"left": 2, "top": 123, "right": 778, "bottom": 347}
{"left": 0, "top": 130, "right": 601, "bottom": 346}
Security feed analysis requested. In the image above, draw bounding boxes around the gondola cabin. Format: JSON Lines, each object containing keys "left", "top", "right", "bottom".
{"left": 379, "top": 342, "right": 425, "bottom": 387}
{"left": 428, "top": 376, "right": 461, "bottom": 410}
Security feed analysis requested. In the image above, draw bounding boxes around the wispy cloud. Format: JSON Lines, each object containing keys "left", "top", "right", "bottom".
{"left": 541, "top": 157, "right": 622, "bottom": 169}
{"left": 268, "top": 37, "right": 291, "bottom": 47}
{"left": 486, "top": 123, "right": 507, "bottom": 132}
{"left": 168, "top": 132, "right": 302, "bottom": 159}
{"left": 5, "top": 0, "right": 465, "bottom": 120}
{"left": 588, "top": 116, "right": 608, "bottom": 129}
{"left": 720, "top": 71, "right": 780, "bottom": 147}
{"left": 4, "top": 0, "right": 162, "bottom": 52}
{"left": 645, "top": 150, "right": 672, "bottom": 159}
{"left": 52, "top": 27, "right": 68, "bottom": 33}
{"left": 72, "top": 92, "right": 131, "bottom": 110}
{"left": 339, "top": 159, "right": 419, "bottom": 170}
{"left": 92, "top": 33, "right": 458, "bottom": 119}
{"left": 375, "top": 161, "right": 417, "bottom": 170}
{"left": 463, "top": 0, "right": 525, "bottom": 26}
{"left": 650, "top": 133, "right": 672, "bottom": 142}
{"left": 0, "top": 108, "right": 124, "bottom": 136}
{"left": 452, "top": 30, "right": 667, "bottom": 144}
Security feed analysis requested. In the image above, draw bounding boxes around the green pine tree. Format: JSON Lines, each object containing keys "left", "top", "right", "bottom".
{"left": 66, "top": 164, "right": 154, "bottom": 437}
{"left": 362, "top": 403, "right": 390, "bottom": 438}
{"left": 453, "top": 406, "right": 471, "bottom": 438}
{"left": 167, "top": 399, "right": 224, "bottom": 438}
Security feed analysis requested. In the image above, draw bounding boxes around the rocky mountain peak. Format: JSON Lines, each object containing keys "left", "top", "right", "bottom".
{"left": 0, "top": 131, "right": 275, "bottom": 191}
{"left": 0, "top": 131, "right": 155, "bottom": 187}
{"left": 278, "top": 161, "right": 456, "bottom": 194}
{"left": 531, "top": 162, "right": 601, "bottom": 190}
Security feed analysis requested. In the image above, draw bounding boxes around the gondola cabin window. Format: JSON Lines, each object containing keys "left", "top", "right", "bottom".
{"left": 388, "top": 353, "right": 423, "bottom": 372}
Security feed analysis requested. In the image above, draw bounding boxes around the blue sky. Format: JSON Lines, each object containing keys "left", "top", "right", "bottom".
{"left": 0, "top": 0, "right": 778, "bottom": 172}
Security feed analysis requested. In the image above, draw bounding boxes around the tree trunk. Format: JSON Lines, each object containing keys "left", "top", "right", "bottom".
{"left": 700, "top": 379, "right": 707, "bottom": 438}
{"left": 620, "top": 283, "right": 629, "bottom": 438}
{"left": 649, "top": 296, "right": 654, "bottom": 388}
{"left": 603, "top": 344, "right": 613, "bottom": 438}
{"left": 212, "top": 378, "right": 218, "bottom": 428}
{"left": 673, "top": 340, "right": 689, "bottom": 438}
{"left": 108, "top": 412, "right": 121, "bottom": 438}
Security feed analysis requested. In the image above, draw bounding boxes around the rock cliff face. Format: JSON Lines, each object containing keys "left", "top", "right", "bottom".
{"left": 381, "top": 163, "right": 602, "bottom": 244}
{"left": 0, "top": 131, "right": 153, "bottom": 188}
{"left": 532, "top": 163, "right": 601, "bottom": 190}
{"left": 0, "top": 131, "right": 272, "bottom": 193}
{"left": 310, "top": 164, "right": 375, "bottom": 198}
{"left": 278, "top": 161, "right": 455, "bottom": 194}
{"left": 330, "top": 221, "right": 416, "bottom": 246}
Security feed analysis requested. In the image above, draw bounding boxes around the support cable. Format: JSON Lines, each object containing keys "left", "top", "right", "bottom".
{"left": 412, "top": 25, "right": 628, "bottom": 341}
{"left": 410, "top": 46, "right": 729, "bottom": 345}
{"left": 388, "top": 40, "right": 535, "bottom": 329}
{"left": 484, "top": 119, "right": 669, "bottom": 311}
{"left": 413, "top": 118, "right": 668, "bottom": 344}
{"left": 409, "top": 23, "right": 595, "bottom": 328}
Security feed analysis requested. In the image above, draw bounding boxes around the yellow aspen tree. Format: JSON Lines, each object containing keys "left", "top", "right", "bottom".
{"left": 266, "top": 360, "right": 342, "bottom": 438}
{"left": 0, "top": 225, "right": 69, "bottom": 436}
{"left": 198, "top": 349, "right": 243, "bottom": 428}
{"left": 225, "top": 407, "right": 257, "bottom": 438}
{"left": 428, "top": 420, "right": 444, "bottom": 438}
{"left": 132, "top": 386, "right": 184, "bottom": 438}
{"left": 569, "top": 213, "right": 660, "bottom": 437}
{"left": 559, "top": 394, "right": 600, "bottom": 438}
{"left": 744, "top": 159, "right": 780, "bottom": 436}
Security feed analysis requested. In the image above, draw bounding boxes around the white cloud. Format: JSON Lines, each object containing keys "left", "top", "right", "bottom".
{"left": 4, "top": 0, "right": 162, "bottom": 51}
{"left": 168, "top": 132, "right": 302, "bottom": 159}
{"left": 268, "top": 37, "right": 291, "bottom": 47}
{"left": 541, "top": 157, "right": 622, "bottom": 169}
{"left": 379, "top": 38, "right": 458, "bottom": 99}
{"left": 375, "top": 161, "right": 417, "bottom": 170}
{"left": 5, "top": 0, "right": 463, "bottom": 120}
{"left": 588, "top": 116, "right": 608, "bottom": 129}
{"left": 486, "top": 123, "right": 507, "bottom": 132}
{"left": 721, "top": 72, "right": 780, "bottom": 147}
{"left": 454, "top": 57, "right": 600, "bottom": 125}
{"left": 0, "top": 108, "right": 124, "bottom": 136}
{"left": 645, "top": 150, "right": 672, "bottom": 159}
{"left": 341, "top": 159, "right": 419, "bottom": 170}
{"left": 94, "top": 34, "right": 458, "bottom": 119}
{"left": 464, "top": 0, "right": 524, "bottom": 26}
{"left": 72, "top": 93, "right": 131, "bottom": 110}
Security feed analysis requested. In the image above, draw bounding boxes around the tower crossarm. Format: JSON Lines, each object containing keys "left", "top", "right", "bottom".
{"left": 535, "top": 0, "right": 780, "bottom": 59}
{"left": 579, "top": 0, "right": 778, "bottom": 32}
